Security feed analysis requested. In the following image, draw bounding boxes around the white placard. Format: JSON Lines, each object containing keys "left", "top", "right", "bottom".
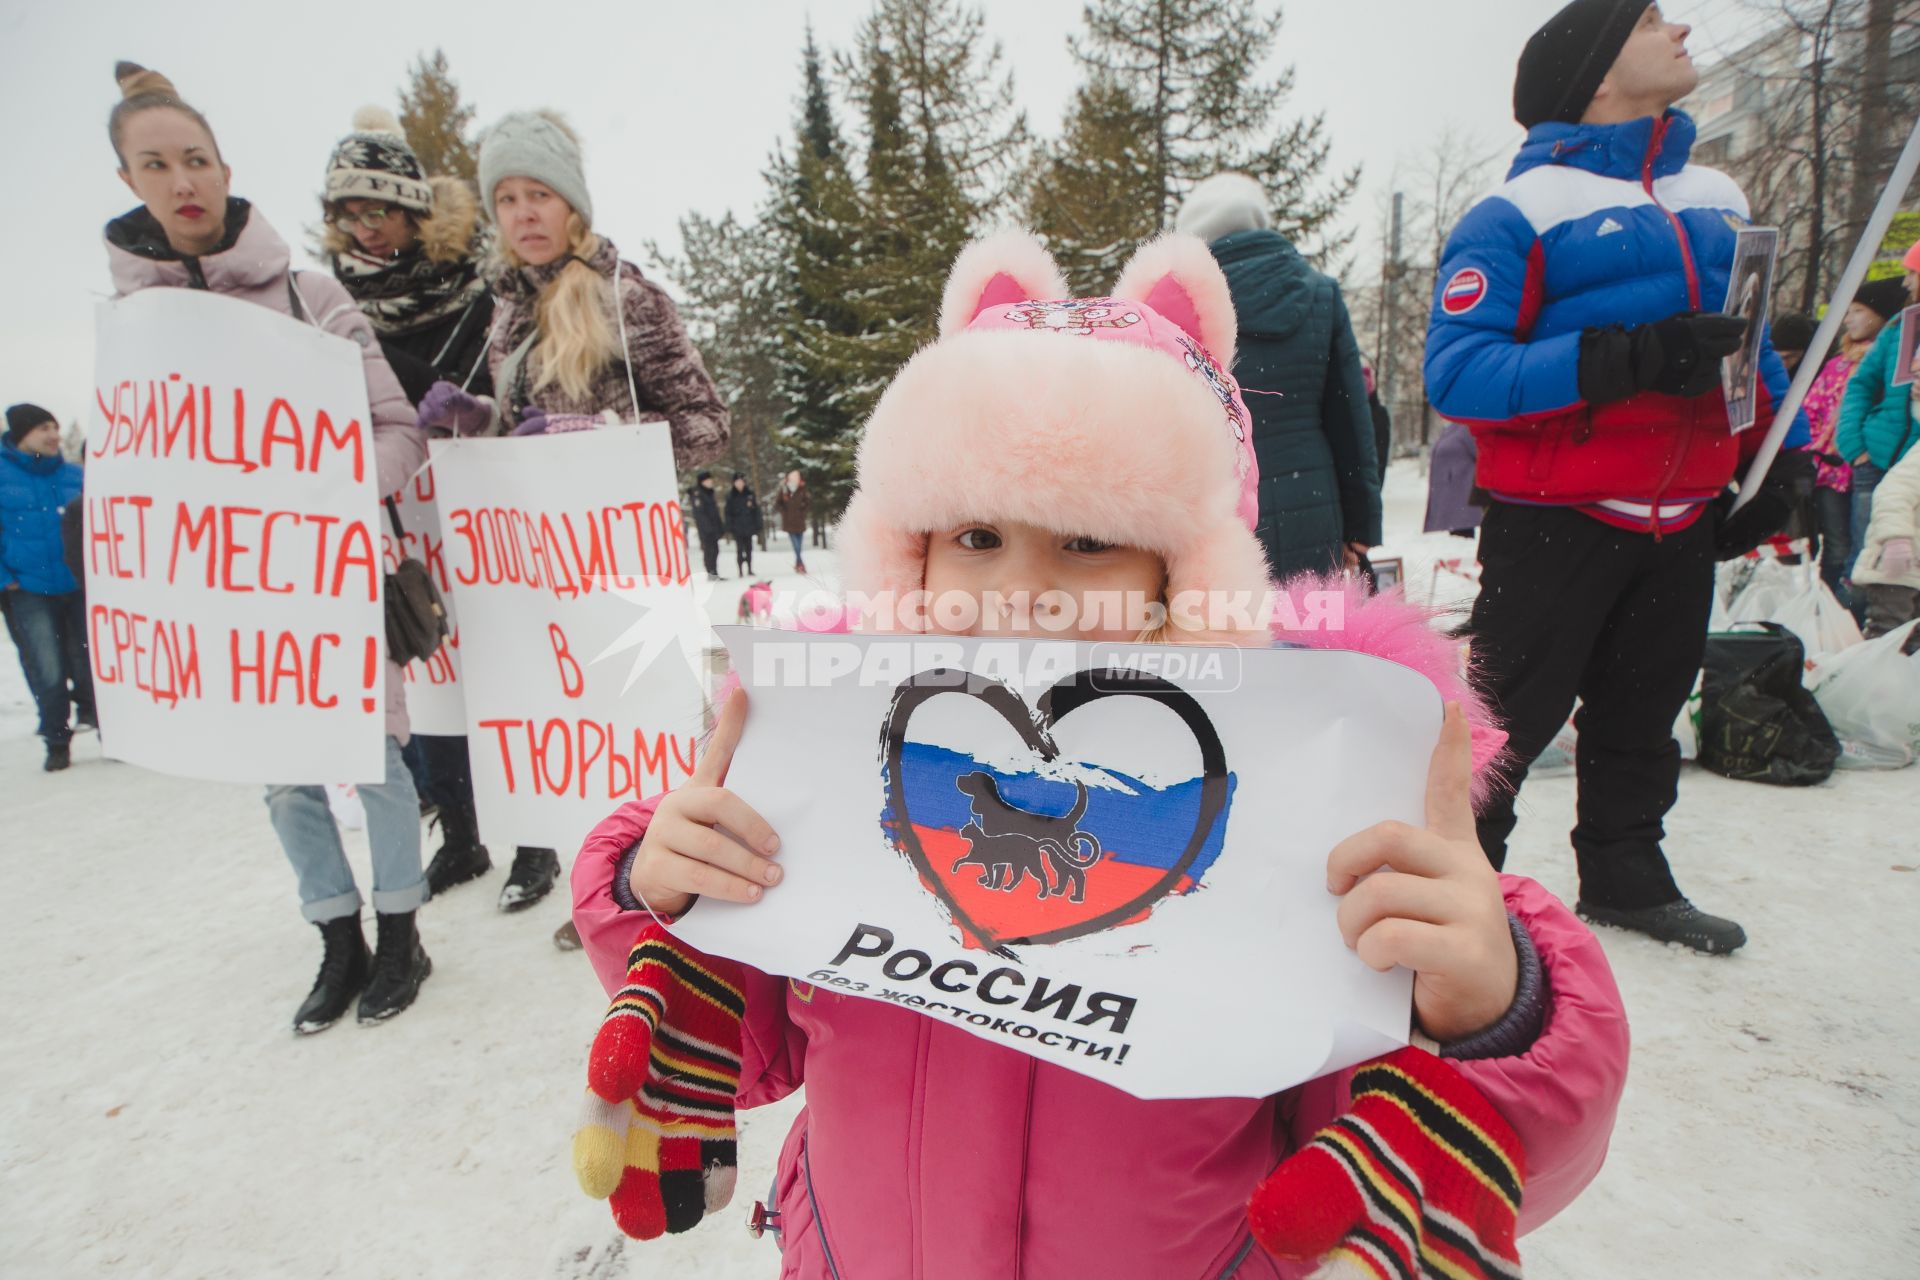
{"left": 430, "top": 426, "right": 707, "bottom": 853}
{"left": 675, "top": 628, "right": 1430, "bottom": 1102}
{"left": 380, "top": 466, "right": 465, "bottom": 736}
{"left": 85, "top": 288, "right": 385, "bottom": 783}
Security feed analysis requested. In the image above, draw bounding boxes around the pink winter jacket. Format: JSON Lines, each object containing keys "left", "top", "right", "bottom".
{"left": 105, "top": 199, "right": 430, "bottom": 743}
{"left": 573, "top": 587, "right": 1630, "bottom": 1279}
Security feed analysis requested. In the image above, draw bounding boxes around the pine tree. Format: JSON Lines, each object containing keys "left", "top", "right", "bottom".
{"left": 767, "top": 29, "right": 866, "bottom": 523}
{"left": 397, "top": 49, "right": 478, "bottom": 182}
{"left": 1024, "top": 75, "right": 1160, "bottom": 293}
{"left": 826, "top": 0, "right": 1028, "bottom": 409}
{"left": 1036, "top": 0, "right": 1358, "bottom": 272}
{"left": 649, "top": 212, "right": 789, "bottom": 510}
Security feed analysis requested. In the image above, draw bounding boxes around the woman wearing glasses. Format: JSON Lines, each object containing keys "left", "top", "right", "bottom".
{"left": 321, "top": 107, "right": 496, "bottom": 905}
{"left": 321, "top": 107, "right": 495, "bottom": 405}
{"left": 103, "top": 63, "right": 434, "bottom": 1033}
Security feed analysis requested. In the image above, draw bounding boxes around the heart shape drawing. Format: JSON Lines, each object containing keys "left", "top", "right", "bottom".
{"left": 880, "top": 667, "right": 1234, "bottom": 952}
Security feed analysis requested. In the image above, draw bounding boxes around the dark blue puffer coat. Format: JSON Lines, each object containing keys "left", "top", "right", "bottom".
{"left": 1207, "top": 229, "right": 1380, "bottom": 581}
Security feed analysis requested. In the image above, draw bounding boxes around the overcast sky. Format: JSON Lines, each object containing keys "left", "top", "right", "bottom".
{"left": 0, "top": 0, "right": 1760, "bottom": 427}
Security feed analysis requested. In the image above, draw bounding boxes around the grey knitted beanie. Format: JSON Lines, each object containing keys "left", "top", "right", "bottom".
{"left": 477, "top": 111, "right": 592, "bottom": 225}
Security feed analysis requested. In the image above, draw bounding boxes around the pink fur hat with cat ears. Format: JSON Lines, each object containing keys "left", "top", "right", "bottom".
{"left": 838, "top": 230, "right": 1270, "bottom": 644}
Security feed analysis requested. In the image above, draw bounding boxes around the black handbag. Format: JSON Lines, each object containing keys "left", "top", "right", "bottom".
{"left": 383, "top": 497, "right": 449, "bottom": 667}
{"left": 1697, "top": 623, "right": 1840, "bottom": 786}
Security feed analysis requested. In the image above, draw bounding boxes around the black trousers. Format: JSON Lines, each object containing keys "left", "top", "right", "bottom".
{"left": 1470, "top": 503, "right": 1715, "bottom": 909}
{"left": 699, "top": 535, "right": 720, "bottom": 578}
{"left": 414, "top": 733, "right": 478, "bottom": 819}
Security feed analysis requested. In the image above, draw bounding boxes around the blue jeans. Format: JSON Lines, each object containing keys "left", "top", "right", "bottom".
{"left": 265, "top": 736, "right": 426, "bottom": 923}
{"left": 1849, "top": 460, "right": 1886, "bottom": 572}
{"left": 1815, "top": 485, "right": 1855, "bottom": 610}
{"left": 8, "top": 589, "right": 94, "bottom": 746}
{"left": 789, "top": 531, "right": 805, "bottom": 563}
{"left": 1849, "top": 460, "right": 1887, "bottom": 622}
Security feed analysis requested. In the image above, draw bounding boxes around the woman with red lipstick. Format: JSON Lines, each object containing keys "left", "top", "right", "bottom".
{"left": 414, "top": 109, "right": 730, "bottom": 946}
{"left": 104, "top": 61, "right": 438, "bottom": 1034}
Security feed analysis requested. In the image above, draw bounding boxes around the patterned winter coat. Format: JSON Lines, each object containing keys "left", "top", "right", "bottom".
{"left": 0, "top": 439, "right": 84, "bottom": 596}
{"left": 1206, "top": 229, "right": 1381, "bottom": 580}
{"left": 486, "top": 236, "right": 729, "bottom": 470}
{"left": 1802, "top": 352, "right": 1860, "bottom": 492}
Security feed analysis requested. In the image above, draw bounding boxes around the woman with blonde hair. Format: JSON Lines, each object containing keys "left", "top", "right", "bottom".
{"left": 415, "top": 110, "right": 729, "bottom": 940}
{"left": 104, "top": 62, "right": 434, "bottom": 1032}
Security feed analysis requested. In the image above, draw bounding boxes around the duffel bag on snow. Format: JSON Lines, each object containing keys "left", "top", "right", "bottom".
{"left": 1698, "top": 623, "right": 1841, "bottom": 786}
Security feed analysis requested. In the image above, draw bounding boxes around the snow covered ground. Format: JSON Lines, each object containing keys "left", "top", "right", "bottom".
{"left": 3, "top": 469, "right": 1916, "bottom": 1279}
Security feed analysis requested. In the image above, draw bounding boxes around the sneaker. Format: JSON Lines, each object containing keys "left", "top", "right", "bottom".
{"left": 553, "top": 919, "right": 583, "bottom": 951}
{"left": 358, "top": 911, "right": 432, "bottom": 1023}
{"left": 1577, "top": 898, "right": 1748, "bottom": 955}
{"left": 499, "top": 846, "right": 561, "bottom": 913}
{"left": 43, "top": 743, "right": 71, "bottom": 772}
{"left": 295, "top": 915, "right": 371, "bottom": 1034}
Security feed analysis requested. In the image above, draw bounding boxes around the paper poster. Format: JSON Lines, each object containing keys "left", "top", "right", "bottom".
{"left": 1722, "top": 226, "right": 1780, "bottom": 433}
{"left": 429, "top": 425, "right": 707, "bottom": 853}
{"left": 379, "top": 465, "right": 465, "bottom": 736}
{"left": 85, "top": 287, "right": 385, "bottom": 783}
{"left": 1894, "top": 303, "right": 1918, "bottom": 389}
{"left": 673, "top": 628, "right": 1433, "bottom": 1102}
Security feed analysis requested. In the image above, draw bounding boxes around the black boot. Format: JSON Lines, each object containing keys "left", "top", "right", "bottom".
{"left": 358, "top": 911, "right": 432, "bottom": 1023}
{"left": 43, "top": 742, "right": 71, "bottom": 772}
{"left": 294, "top": 915, "right": 371, "bottom": 1035}
{"left": 425, "top": 800, "right": 492, "bottom": 895}
{"left": 1577, "top": 897, "right": 1748, "bottom": 955}
{"left": 499, "top": 846, "right": 560, "bottom": 913}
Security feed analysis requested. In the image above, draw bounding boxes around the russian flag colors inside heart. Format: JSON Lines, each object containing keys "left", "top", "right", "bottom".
{"left": 880, "top": 669, "right": 1235, "bottom": 952}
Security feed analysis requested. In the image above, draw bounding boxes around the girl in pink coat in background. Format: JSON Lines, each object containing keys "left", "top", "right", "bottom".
{"left": 570, "top": 233, "right": 1630, "bottom": 1279}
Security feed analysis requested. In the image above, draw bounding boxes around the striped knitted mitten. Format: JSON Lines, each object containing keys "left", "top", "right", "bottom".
{"left": 1248, "top": 1047, "right": 1525, "bottom": 1279}
{"left": 571, "top": 922, "right": 745, "bottom": 1240}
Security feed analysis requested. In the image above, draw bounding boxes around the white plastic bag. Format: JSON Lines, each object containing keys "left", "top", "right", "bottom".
{"left": 1808, "top": 621, "right": 1920, "bottom": 769}
{"left": 1725, "top": 558, "right": 1800, "bottom": 627}
{"left": 1769, "top": 573, "right": 1863, "bottom": 658}
{"left": 1725, "top": 559, "right": 1862, "bottom": 658}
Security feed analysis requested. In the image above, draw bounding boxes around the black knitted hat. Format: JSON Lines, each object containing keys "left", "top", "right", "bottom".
{"left": 1514, "top": 0, "right": 1650, "bottom": 128}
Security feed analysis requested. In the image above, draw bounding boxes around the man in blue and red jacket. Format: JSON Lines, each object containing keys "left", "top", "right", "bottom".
{"left": 1425, "top": 0, "right": 1810, "bottom": 955}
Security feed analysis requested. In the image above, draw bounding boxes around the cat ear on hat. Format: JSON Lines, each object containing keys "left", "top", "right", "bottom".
{"left": 938, "top": 230, "right": 1071, "bottom": 338}
{"left": 1113, "top": 233, "right": 1238, "bottom": 367}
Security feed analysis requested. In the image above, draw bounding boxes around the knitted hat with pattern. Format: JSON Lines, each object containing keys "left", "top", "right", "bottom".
{"left": 325, "top": 107, "right": 432, "bottom": 213}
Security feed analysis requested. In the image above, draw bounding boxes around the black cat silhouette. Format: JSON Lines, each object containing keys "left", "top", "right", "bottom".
{"left": 950, "top": 771, "right": 1104, "bottom": 903}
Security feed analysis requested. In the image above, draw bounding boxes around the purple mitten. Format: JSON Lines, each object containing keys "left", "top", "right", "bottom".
{"left": 513, "top": 407, "right": 602, "bottom": 436}
{"left": 417, "top": 381, "right": 495, "bottom": 437}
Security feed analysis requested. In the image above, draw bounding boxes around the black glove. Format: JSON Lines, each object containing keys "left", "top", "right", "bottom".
{"left": 1578, "top": 312, "right": 1750, "bottom": 405}
{"left": 1712, "top": 448, "right": 1817, "bottom": 561}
